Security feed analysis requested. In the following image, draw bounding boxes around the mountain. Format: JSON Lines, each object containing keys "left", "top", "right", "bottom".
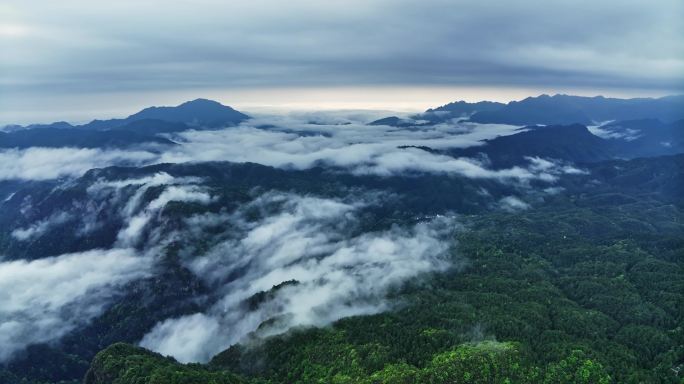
{"left": 369, "top": 100, "right": 504, "bottom": 126}
{"left": 368, "top": 116, "right": 422, "bottom": 127}
{"left": 469, "top": 94, "right": 684, "bottom": 125}
{"left": 79, "top": 99, "right": 250, "bottom": 131}
{"left": 72, "top": 154, "right": 684, "bottom": 384}
{"left": 443, "top": 119, "right": 683, "bottom": 168}
{"left": 594, "top": 119, "right": 684, "bottom": 158}
{"left": 0, "top": 127, "right": 175, "bottom": 149}
{"left": 446, "top": 124, "right": 613, "bottom": 167}
{"left": 107, "top": 119, "right": 192, "bottom": 135}
{"left": 369, "top": 94, "right": 684, "bottom": 127}
{"left": 421, "top": 100, "right": 505, "bottom": 123}
{"left": 4, "top": 99, "right": 251, "bottom": 134}
{"left": 2, "top": 95, "right": 684, "bottom": 384}
{"left": 124, "top": 98, "right": 250, "bottom": 127}
{"left": 1, "top": 121, "right": 75, "bottom": 132}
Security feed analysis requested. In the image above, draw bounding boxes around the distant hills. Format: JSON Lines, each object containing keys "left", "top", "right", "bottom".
{"left": 2, "top": 95, "right": 682, "bottom": 160}
{"left": 469, "top": 94, "right": 684, "bottom": 125}
{"left": 1, "top": 94, "right": 684, "bottom": 384}
{"left": 1, "top": 99, "right": 250, "bottom": 149}
{"left": 366, "top": 94, "right": 684, "bottom": 166}
{"left": 416, "top": 119, "right": 684, "bottom": 168}
{"left": 446, "top": 124, "right": 610, "bottom": 168}
{"left": 0, "top": 127, "right": 176, "bottom": 149}
{"left": 81, "top": 98, "right": 250, "bottom": 131}
{"left": 370, "top": 94, "right": 684, "bottom": 126}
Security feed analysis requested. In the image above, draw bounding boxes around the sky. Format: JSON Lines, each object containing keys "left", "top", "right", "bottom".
{"left": 1, "top": 0, "right": 683, "bottom": 124}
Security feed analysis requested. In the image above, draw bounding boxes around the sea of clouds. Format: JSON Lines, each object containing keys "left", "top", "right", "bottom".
{"left": 0, "top": 114, "right": 538, "bottom": 181}
{"left": 0, "top": 112, "right": 585, "bottom": 363}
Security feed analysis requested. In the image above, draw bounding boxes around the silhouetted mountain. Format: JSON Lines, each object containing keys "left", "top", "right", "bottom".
{"left": 369, "top": 101, "right": 504, "bottom": 126}
{"left": 447, "top": 124, "right": 612, "bottom": 167}
{"left": 27, "top": 121, "right": 75, "bottom": 130}
{"left": 368, "top": 116, "right": 421, "bottom": 127}
{"left": 0, "top": 127, "right": 175, "bottom": 149}
{"left": 372, "top": 94, "right": 684, "bottom": 127}
{"left": 4, "top": 99, "right": 250, "bottom": 134}
{"left": 125, "top": 98, "right": 250, "bottom": 127}
{"left": 469, "top": 94, "right": 684, "bottom": 125}
{"left": 2, "top": 121, "right": 74, "bottom": 132}
{"left": 444, "top": 119, "right": 683, "bottom": 168}
{"left": 108, "top": 119, "right": 192, "bottom": 135}
{"left": 422, "top": 100, "right": 505, "bottom": 123}
{"left": 596, "top": 119, "right": 684, "bottom": 158}
{"left": 77, "top": 99, "right": 250, "bottom": 131}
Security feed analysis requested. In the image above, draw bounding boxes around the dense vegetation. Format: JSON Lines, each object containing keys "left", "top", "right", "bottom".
{"left": 80, "top": 155, "right": 683, "bottom": 383}
{"left": 2, "top": 153, "right": 682, "bottom": 383}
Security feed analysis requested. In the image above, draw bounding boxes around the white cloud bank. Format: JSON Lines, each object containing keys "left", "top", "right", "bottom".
{"left": 0, "top": 115, "right": 590, "bottom": 186}
{"left": 0, "top": 115, "right": 586, "bottom": 365}
{"left": 140, "top": 192, "right": 458, "bottom": 363}
{"left": 0, "top": 248, "right": 152, "bottom": 362}
{"left": 0, "top": 117, "right": 550, "bottom": 182}
{"left": 0, "top": 172, "right": 217, "bottom": 362}
{"left": 0, "top": 147, "right": 157, "bottom": 181}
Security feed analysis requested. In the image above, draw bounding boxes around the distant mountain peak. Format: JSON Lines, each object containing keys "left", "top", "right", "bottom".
{"left": 124, "top": 98, "right": 250, "bottom": 127}
{"left": 180, "top": 98, "right": 223, "bottom": 106}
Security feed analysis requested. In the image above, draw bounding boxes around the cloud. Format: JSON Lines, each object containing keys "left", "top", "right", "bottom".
{"left": 0, "top": 119, "right": 522, "bottom": 181}
{"left": 0, "top": 171, "right": 221, "bottom": 361}
{"left": 116, "top": 184, "right": 215, "bottom": 247}
{"left": 11, "top": 211, "right": 72, "bottom": 240}
{"left": 0, "top": 117, "right": 589, "bottom": 187}
{"left": 0, "top": 115, "right": 589, "bottom": 364}
{"left": 156, "top": 121, "right": 587, "bottom": 183}
{"left": 83, "top": 171, "right": 215, "bottom": 247}
{"left": 0, "top": 248, "right": 152, "bottom": 362}
{"left": 140, "top": 192, "right": 458, "bottom": 363}
{"left": 0, "top": 147, "right": 157, "bottom": 181}
{"left": 2, "top": 0, "right": 682, "bottom": 125}
{"left": 497, "top": 196, "right": 530, "bottom": 212}
{"left": 587, "top": 123, "right": 642, "bottom": 141}
{"left": 157, "top": 121, "right": 531, "bottom": 178}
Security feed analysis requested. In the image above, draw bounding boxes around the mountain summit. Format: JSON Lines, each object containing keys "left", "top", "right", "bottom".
{"left": 73, "top": 98, "right": 251, "bottom": 132}
{"left": 125, "top": 98, "right": 250, "bottom": 127}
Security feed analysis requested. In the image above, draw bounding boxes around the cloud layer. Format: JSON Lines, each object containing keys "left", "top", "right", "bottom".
{"left": 0, "top": 116, "right": 582, "bottom": 184}
{"left": 0, "top": 172, "right": 217, "bottom": 361}
{"left": 0, "top": 147, "right": 156, "bottom": 180}
{"left": 0, "top": 248, "right": 151, "bottom": 362}
{"left": 0, "top": 113, "right": 589, "bottom": 364}
{"left": 140, "top": 192, "right": 458, "bottom": 363}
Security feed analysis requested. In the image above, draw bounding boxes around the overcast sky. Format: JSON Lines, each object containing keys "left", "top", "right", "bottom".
{"left": 1, "top": 0, "right": 682, "bottom": 124}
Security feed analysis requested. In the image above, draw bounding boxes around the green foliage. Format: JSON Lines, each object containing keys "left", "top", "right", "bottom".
{"left": 204, "top": 174, "right": 683, "bottom": 383}
{"left": 84, "top": 343, "right": 247, "bottom": 384}
{"left": 543, "top": 350, "right": 611, "bottom": 383}
{"left": 3, "top": 154, "right": 684, "bottom": 383}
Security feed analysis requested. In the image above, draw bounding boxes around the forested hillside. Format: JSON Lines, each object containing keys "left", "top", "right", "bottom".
{"left": 1, "top": 101, "right": 682, "bottom": 384}
{"left": 73, "top": 155, "right": 684, "bottom": 383}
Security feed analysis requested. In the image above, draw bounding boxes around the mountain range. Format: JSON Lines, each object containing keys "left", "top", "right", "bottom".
{"left": 1, "top": 94, "right": 683, "bottom": 384}
{"left": 371, "top": 94, "right": 684, "bottom": 126}
{"left": 1, "top": 99, "right": 250, "bottom": 149}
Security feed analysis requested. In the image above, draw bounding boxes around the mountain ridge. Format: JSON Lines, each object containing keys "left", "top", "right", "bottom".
{"left": 369, "top": 94, "right": 684, "bottom": 127}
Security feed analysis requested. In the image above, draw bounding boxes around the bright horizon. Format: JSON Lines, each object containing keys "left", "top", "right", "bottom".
{"left": 3, "top": 85, "right": 680, "bottom": 126}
